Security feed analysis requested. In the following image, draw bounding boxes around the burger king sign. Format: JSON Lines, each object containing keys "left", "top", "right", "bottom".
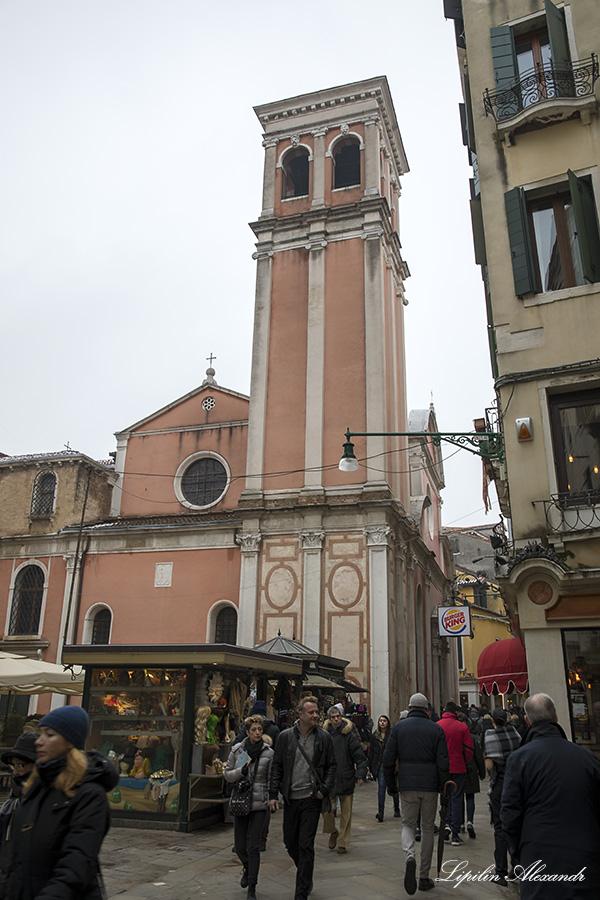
{"left": 438, "top": 605, "right": 471, "bottom": 637}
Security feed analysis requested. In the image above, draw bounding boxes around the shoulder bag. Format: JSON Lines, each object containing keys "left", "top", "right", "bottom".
{"left": 294, "top": 729, "right": 332, "bottom": 814}
{"left": 228, "top": 744, "right": 266, "bottom": 816}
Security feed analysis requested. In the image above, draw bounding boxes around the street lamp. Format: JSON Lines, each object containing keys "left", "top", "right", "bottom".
{"left": 338, "top": 426, "right": 504, "bottom": 471}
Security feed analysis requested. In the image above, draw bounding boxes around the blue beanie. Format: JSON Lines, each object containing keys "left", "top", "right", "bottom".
{"left": 250, "top": 700, "right": 267, "bottom": 716}
{"left": 38, "top": 706, "right": 89, "bottom": 750}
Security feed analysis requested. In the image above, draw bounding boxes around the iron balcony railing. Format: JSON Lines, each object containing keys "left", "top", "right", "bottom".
{"left": 484, "top": 54, "right": 599, "bottom": 122}
{"left": 542, "top": 490, "right": 600, "bottom": 535}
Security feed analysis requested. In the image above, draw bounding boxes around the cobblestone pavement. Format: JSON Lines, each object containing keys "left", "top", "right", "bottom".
{"left": 100, "top": 781, "right": 519, "bottom": 899}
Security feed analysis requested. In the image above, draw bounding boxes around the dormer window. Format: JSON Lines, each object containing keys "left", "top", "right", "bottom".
{"left": 31, "top": 471, "right": 56, "bottom": 517}
{"left": 282, "top": 148, "right": 310, "bottom": 199}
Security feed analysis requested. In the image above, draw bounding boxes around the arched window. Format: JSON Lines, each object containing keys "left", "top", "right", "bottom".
{"left": 333, "top": 137, "right": 361, "bottom": 189}
{"left": 9, "top": 565, "right": 44, "bottom": 635}
{"left": 91, "top": 608, "right": 112, "bottom": 644}
{"left": 31, "top": 471, "right": 56, "bottom": 516}
{"left": 214, "top": 607, "right": 237, "bottom": 644}
{"left": 282, "top": 148, "right": 310, "bottom": 199}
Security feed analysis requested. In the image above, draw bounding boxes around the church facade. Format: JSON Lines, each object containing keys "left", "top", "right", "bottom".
{"left": 0, "top": 78, "right": 457, "bottom": 721}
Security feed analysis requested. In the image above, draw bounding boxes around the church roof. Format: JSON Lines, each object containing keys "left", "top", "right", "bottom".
{"left": 254, "top": 634, "right": 317, "bottom": 658}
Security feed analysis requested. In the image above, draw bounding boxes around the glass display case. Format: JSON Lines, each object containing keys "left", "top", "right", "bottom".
{"left": 87, "top": 667, "right": 186, "bottom": 816}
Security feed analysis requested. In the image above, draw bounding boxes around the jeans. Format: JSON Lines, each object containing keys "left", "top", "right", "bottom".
{"left": 234, "top": 809, "right": 268, "bottom": 886}
{"left": 489, "top": 780, "right": 510, "bottom": 877}
{"left": 400, "top": 791, "right": 438, "bottom": 878}
{"left": 377, "top": 770, "right": 399, "bottom": 813}
{"left": 282, "top": 797, "right": 322, "bottom": 900}
{"left": 447, "top": 772, "right": 466, "bottom": 836}
{"left": 465, "top": 793, "right": 475, "bottom": 823}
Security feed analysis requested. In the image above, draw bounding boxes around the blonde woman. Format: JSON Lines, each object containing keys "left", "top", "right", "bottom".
{"left": 0, "top": 706, "right": 118, "bottom": 900}
{"left": 225, "top": 714, "right": 274, "bottom": 900}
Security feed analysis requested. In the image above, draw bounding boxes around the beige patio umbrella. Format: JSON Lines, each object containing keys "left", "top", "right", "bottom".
{"left": 0, "top": 652, "right": 83, "bottom": 695}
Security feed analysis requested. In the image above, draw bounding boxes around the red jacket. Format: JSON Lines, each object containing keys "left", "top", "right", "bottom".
{"left": 438, "top": 712, "right": 474, "bottom": 774}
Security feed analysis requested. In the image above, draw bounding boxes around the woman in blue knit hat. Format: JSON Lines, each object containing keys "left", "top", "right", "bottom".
{"left": 0, "top": 705, "right": 118, "bottom": 900}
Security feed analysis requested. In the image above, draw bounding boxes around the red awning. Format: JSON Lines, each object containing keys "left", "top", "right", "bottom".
{"left": 477, "top": 638, "right": 528, "bottom": 695}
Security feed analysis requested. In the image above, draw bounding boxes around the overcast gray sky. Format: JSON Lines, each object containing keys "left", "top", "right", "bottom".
{"left": 0, "top": 0, "right": 499, "bottom": 529}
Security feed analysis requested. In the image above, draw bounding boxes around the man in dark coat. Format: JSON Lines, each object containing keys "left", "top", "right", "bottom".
{"left": 234, "top": 700, "right": 280, "bottom": 748}
{"left": 501, "top": 693, "right": 600, "bottom": 899}
{"left": 321, "top": 706, "right": 367, "bottom": 855}
{"left": 383, "top": 693, "right": 450, "bottom": 895}
{"left": 269, "top": 696, "right": 336, "bottom": 900}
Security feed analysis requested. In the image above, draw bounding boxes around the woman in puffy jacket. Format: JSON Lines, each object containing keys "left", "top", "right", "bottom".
{"left": 0, "top": 705, "right": 118, "bottom": 900}
{"left": 224, "top": 714, "right": 274, "bottom": 900}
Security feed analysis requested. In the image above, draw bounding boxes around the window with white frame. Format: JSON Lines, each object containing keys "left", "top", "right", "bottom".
{"left": 174, "top": 452, "right": 230, "bottom": 510}
{"left": 91, "top": 607, "right": 112, "bottom": 645}
{"left": 9, "top": 565, "right": 44, "bottom": 635}
{"left": 549, "top": 388, "right": 600, "bottom": 502}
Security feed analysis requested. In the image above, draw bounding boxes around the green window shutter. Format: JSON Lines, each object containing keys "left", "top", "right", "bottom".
{"left": 545, "top": 0, "right": 570, "bottom": 70}
{"left": 568, "top": 169, "right": 600, "bottom": 285}
{"left": 505, "top": 187, "right": 536, "bottom": 295}
{"left": 469, "top": 180, "right": 487, "bottom": 266}
{"left": 490, "top": 26, "right": 517, "bottom": 90}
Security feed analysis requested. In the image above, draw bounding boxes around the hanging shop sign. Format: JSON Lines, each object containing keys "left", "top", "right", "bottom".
{"left": 438, "top": 605, "right": 471, "bottom": 637}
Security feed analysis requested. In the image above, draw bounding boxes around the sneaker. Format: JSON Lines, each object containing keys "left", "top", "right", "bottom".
{"left": 451, "top": 834, "right": 463, "bottom": 846}
{"left": 418, "top": 878, "right": 435, "bottom": 892}
{"left": 444, "top": 827, "right": 451, "bottom": 843}
{"left": 404, "top": 857, "right": 417, "bottom": 896}
{"left": 467, "top": 822, "right": 476, "bottom": 839}
{"left": 240, "top": 869, "right": 249, "bottom": 888}
{"left": 328, "top": 831, "right": 338, "bottom": 850}
{"left": 337, "top": 847, "right": 347, "bottom": 854}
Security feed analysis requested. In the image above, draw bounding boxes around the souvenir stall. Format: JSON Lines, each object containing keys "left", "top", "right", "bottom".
{"left": 62, "top": 643, "right": 303, "bottom": 831}
{"left": 254, "top": 634, "right": 368, "bottom": 729}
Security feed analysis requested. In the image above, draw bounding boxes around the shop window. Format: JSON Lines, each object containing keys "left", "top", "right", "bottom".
{"left": 281, "top": 148, "right": 310, "bottom": 199}
{"left": 214, "top": 607, "right": 237, "bottom": 644}
{"left": 176, "top": 454, "right": 228, "bottom": 509}
{"left": 9, "top": 565, "right": 44, "bottom": 635}
{"left": 333, "top": 137, "right": 361, "bottom": 189}
{"left": 30, "top": 471, "right": 56, "bottom": 516}
{"left": 549, "top": 388, "right": 600, "bottom": 503}
{"left": 91, "top": 608, "right": 112, "bottom": 645}
{"left": 490, "top": 0, "right": 572, "bottom": 119}
{"left": 505, "top": 171, "right": 600, "bottom": 296}
{"left": 563, "top": 628, "right": 600, "bottom": 756}
{"left": 87, "top": 667, "right": 186, "bottom": 816}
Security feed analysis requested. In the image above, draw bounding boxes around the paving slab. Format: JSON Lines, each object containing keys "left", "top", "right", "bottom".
{"left": 100, "top": 781, "right": 519, "bottom": 898}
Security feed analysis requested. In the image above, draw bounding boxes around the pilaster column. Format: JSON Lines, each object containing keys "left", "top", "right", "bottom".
{"left": 363, "top": 232, "right": 387, "bottom": 469}
{"left": 110, "top": 437, "right": 128, "bottom": 516}
{"left": 365, "top": 525, "right": 393, "bottom": 716}
{"left": 56, "top": 554, "right": 77, "bottom": 664}
{"left": 300, "top": 531, "right": 324, "bottom": 649}
{"left": 363, "top": 116, "right": 381, "bottom": 197}
{"left": 260, "top": 139, "right": 278, "bottom": 217}
{"left": 236, "top": 533, "right": 262, "bottom": 647}
{"left": 311, "top": 128, "right": 327, "bottom": 208}
{"left": 304, "top": 241, "right": 327, "bottom": 489}
{"left": 245, "top": 253, "right": 273, "bottom": 494}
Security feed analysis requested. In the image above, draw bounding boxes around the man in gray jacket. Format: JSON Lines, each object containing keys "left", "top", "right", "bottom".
{"left": 383, "top": 693, "right": 449, "bottom": 895}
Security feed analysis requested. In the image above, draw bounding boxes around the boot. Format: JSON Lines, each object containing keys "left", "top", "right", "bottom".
{"left": 247, "top": 885, "right": 257, "bottom": 900}
{"left": 375, "top": 805, "right": 384, "bottom": 822}
{"left": 393, "top": 797, "right": 400, "bottom": 818}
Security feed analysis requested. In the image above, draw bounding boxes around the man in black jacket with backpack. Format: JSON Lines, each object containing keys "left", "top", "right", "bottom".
{"left": 269, "top": 696, "right": 336, "bottom": 900}
{"left": 383, "top": 693, "right": 449, "bottom": 895}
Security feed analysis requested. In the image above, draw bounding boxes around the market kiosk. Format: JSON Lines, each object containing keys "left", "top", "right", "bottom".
{"left": 62, "top": 643, "right": 303, "bottom": 831}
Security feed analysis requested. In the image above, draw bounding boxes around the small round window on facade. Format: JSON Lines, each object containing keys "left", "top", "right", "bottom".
{"left": 180, "top": 457, "right": 228, "bottom": 507}
{"left": 202, "top": 397, "right": 216, "bottom": 411}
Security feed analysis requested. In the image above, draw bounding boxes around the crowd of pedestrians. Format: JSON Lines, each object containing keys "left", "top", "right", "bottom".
{"left": 1, "top": 692, "right": 599, "bottom": 900}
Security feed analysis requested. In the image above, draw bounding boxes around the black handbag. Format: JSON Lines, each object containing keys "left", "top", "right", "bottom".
{"left": 228, "top": 778, "right": 253, "bottom": 816}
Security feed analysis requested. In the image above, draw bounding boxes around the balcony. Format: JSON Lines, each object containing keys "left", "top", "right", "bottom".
{"left": 543, "top": 491, "right": 600, "bottom": 536}
{"left": 483, "top": 55, "right": 599, "bottom": 141}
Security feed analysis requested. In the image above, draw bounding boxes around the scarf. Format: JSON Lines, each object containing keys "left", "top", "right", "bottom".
{"left": 245, "top": 737, "right": 265, "bottom": 763}
{"left": 36, "top": 754, "right": 68, "bottom": 788}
